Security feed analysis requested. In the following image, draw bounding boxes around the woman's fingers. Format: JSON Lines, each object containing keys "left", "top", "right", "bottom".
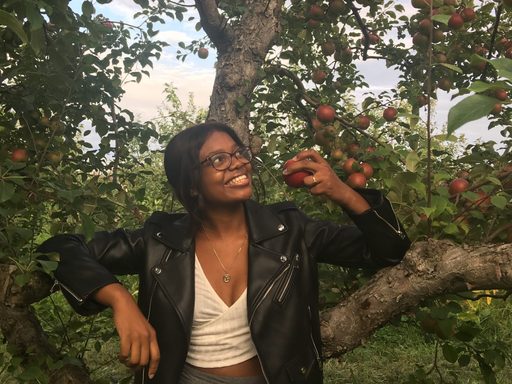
{"left": 148, "top": 334, "right": 161, "bottom": 379}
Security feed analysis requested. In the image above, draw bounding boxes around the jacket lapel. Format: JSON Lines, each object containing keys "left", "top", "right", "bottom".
{"left": 244, "top": 200, "right": 291, "bottom": 318}
{"left": 150, "top": 213, "right": 195, "bottom": 337}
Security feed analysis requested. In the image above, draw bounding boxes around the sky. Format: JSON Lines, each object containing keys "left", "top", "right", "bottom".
{"left": 70, "top": 0, "right": 506, "bottom": 147}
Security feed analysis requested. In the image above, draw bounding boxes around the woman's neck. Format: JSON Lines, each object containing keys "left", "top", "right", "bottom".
{"left": 200, "top": 203, "right": 247, "bottom": 238}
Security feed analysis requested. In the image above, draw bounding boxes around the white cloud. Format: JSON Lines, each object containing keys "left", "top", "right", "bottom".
{"left": 120, "top": 61, "right": 215, "bottom": 121}
{"left": 157, "top": 30, "right": 194, "bottom": 45}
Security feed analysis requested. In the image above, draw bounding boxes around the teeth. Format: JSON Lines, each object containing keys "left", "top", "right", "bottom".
{"left": 227, "top": 175, "right": 247, "bottom": 185}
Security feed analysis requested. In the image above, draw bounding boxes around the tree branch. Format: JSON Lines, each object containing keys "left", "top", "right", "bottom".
{"left": 321, "top": 240, "right": 512, "bottom": 357}
{"left": 194, "top": 0, "right": 234, "bottom": 53}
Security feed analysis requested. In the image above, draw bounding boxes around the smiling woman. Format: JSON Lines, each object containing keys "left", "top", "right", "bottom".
{"left": 38, "top": 121, "right": 411, "bottom": 383}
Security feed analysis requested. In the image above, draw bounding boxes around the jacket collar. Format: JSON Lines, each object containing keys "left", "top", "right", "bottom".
{"left": 244, "top": 199, "right": 288, "bottom": 243}
{"left": 149, "top": 199, "right": 288, "bottom": 249}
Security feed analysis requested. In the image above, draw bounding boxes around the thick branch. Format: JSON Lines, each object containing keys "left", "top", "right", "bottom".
{"left": 194, "top": 0, "right": 234, "bottom": 53}
{"left": 321, "top": 240, "right": 512, "bottom": 357}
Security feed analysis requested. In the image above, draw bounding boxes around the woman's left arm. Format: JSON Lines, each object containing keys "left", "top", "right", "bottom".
{"left": 284, "top": 149, "right": 411, "bottom": 267}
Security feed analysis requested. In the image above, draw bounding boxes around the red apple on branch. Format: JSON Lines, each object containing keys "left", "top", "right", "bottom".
{"left": 494, "top": 89, "right": 508, "bottom": 101}
{"left": 11, "top": 148, "right": 28, "bottom": 162}
{"left": 316, "top": 105, "right": 336, "bottom": 123}
{"left": 346, "top": 172, "right": 367, "bottom": 188}
{"left": 361, "top": 162, "right": 374, "bottom": 178}
{"left": 461, "top": 8, "right": 476, "bottom": 22}
{"left": 312, "top": 69, "right": 327, "bottom": 84}
{"left": 356, "top": 115, "right": 371, "bottom": 130}
{"left": 448, "top": 13, "right": 464, "bottom": 30}
{"left": 383, "top": 107, "right": 398, "bottom": 122}
{"left": 448, "top": 178, "right": 469, "bottom": 195}
{"left": 342, "top": 157, "right": 360, "bottom": 175}
{"left": 198, "top": 47, "right": 209, "bottom": 59}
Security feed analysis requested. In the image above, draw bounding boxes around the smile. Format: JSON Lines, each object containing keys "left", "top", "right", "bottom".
{"left": 226, "top": 174, "right": 248, "bottom": 186}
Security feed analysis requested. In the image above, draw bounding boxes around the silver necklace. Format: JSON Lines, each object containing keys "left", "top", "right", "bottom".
{"left": 202, "top": 226, "right": 247, "bottom": 283}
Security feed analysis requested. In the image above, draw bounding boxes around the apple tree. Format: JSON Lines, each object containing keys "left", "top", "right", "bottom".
{"left": 1, "top": 0, "right": 512, "bottom": 383}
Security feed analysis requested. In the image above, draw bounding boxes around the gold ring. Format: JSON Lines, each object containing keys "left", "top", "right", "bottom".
{"left": 312, "top": 175, "right": 317, "bottom": 184}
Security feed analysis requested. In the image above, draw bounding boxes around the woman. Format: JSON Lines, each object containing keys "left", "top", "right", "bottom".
{"left": 39, "top": 122, "right": 410, "bottom": 384}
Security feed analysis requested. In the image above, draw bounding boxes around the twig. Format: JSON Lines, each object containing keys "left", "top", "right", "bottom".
{"left": 346, "top": 0, "right": 370, "bottom": 60}
{"left": 455, "top": 291, "right": 512, "bottom": 301}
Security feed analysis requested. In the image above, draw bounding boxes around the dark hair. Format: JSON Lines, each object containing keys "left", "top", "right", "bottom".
{"left": 164, "top": 122, "right": 246, "bottom": 220}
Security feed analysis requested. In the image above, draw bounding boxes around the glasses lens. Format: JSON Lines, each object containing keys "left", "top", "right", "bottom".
{"left": 237, "top": 147, "right": 252, "bottom": 162}
{"left": 210, "top": 153, "right": 231, "bottom": 170}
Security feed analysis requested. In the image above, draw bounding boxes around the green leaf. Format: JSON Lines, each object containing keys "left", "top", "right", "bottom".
{"left": 405, "top": 151, "right": 420, "bottom": 172}
{"left": 38, "top": 260, "right": 58, "bottom": 274}
{"left": 488, "top": 58, "right": 512, "bottom": 81}
{"left": 447, "top": 94, "right": 498, "bottom": 135}
{"left": 444, "top": 223, "right": 459, "bottom": 235}
{"left": 82, "top": 1, "right": 95, "bottom": 17}
{"left": 29, "top": 27, "right": 45, "bottom": 55}
{"left": 490, "top": 195, "right": 508, "bottom": 209}
{"left": 432, "top": 14, "right": 450, "bottom": 25}
{"left": 442, "top": 343, "right": 459, "bottom": 363}
{"left": 437, "top": 63, "right": 462, "bottom": 74}
{"left": 80, "top": 213, "right": 96, "bottom": 241}
{"left": 195, "top": 22, "right": 202, "bottom": 31}
{"left": 0, "top": 9, "right": 28, "bottom": 43}
{"left": 458, "top": 354, "right": 471, "bottom": 367}
{"left": 0, "top": 181, "right": 15, "bottom": 203}
{"left": 467, "top": 81, "right": 494, "bottom": 93}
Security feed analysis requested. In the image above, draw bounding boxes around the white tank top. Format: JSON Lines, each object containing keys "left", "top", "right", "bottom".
{"left": 185, "top": 255, "right": 258, "bottom": 368}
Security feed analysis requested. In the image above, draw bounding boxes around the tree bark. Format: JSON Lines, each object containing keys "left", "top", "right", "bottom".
{"left": 196, "top": 0, "right": 286, "bottom": 144}
{"left": 0, "top": 264, "right": 92, "bottom": 383}
{"left": 321, "top": 240, "right": 512, "bottom": 357}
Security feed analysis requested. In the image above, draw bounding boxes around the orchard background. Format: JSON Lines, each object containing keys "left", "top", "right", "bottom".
{"left": 1, "top": 0, "right": 512, "bottom": 383}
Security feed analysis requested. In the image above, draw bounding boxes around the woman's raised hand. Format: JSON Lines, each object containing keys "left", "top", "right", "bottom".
{"left": 283, "top": 149, "right": 370, "bottom": 214}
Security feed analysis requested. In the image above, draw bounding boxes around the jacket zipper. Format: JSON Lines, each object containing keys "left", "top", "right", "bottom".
{"left": 141, "top": 248, "right": 172, "bottom": 384}
{"left": 308, "top": 305, "right": 322, "bottom": 368}
{"left": 249, "top": 264, "right": 291, "bottom": 384}
{"left": 372, "top": 203, "right": 406, "bottom": 239}
{"left": 250, "top": 263, "right": 291, "bottom": 324}
{"left": 53, "top": 279, "right": 84, "bottom": 304}
{"left": 276, "top": 254, "right": 299, "bottom": 303}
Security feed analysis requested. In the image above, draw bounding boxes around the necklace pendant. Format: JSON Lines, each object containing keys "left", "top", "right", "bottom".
{"left": 223, "top": 274, "right": 231, "bottom": 283}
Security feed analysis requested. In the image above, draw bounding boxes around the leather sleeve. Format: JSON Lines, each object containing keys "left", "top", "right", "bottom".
{"left": 303, "top": 189, "right": 410, "bottom": 268}
{"left": 37, "top": 227, "right": 146, "bottom": 315}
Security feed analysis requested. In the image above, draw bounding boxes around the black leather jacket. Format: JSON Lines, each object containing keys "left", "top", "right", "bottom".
{"left": 38, "top": 190, "right": 410, "bottom": 384}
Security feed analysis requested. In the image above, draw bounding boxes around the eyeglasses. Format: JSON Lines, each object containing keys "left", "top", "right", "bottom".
{"left": 200, "top": 147, "right": 253, "bottom": 171}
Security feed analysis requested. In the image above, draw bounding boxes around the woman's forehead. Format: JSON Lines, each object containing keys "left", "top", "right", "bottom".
{"left": 200, "top": 131, "right": 238, "bottom": 155}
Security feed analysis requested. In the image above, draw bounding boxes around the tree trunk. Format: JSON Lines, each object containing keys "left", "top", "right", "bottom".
{"left": 196, "top": 0, "right": 286, "bottom": 144}
{"left": 320, "top": 240, "right": 512, "bottom": 357}
{"left": 0, "top": 264, "right": 92, "bottom": 383}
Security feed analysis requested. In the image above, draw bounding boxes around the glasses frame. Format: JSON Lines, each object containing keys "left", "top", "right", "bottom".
{"left": 199, "top": 146, "right": 253, "bottom": 171}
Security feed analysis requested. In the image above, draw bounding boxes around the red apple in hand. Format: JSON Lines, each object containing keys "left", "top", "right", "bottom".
{"left": 283, "top": 159, "right": 312, "bottom": 188}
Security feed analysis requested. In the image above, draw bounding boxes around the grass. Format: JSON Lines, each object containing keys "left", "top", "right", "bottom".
{"left": 323, "top": 300, "right": 512, "bottom": 384}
